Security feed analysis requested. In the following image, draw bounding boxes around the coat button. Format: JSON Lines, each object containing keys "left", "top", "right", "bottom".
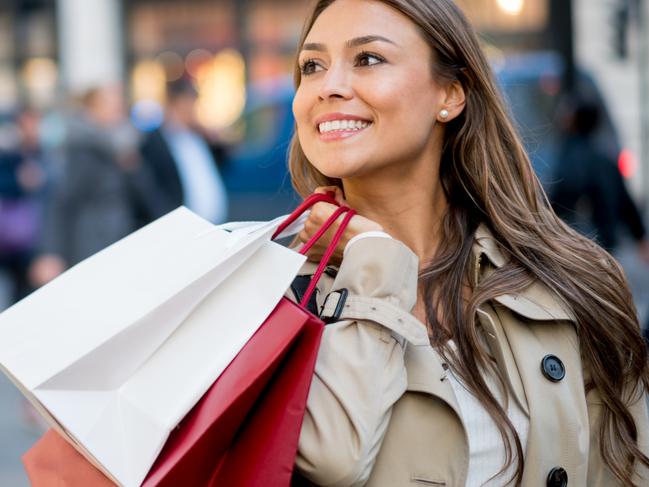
{"left": 541, "top": 354, "right": 565, "bottom": 382}
{"left": 547, "top": 467, "right": 568, "bottom": 487}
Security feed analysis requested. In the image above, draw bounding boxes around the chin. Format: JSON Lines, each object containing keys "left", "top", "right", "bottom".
{"left": 306, "top": 147, "right": 376, "bottom": 179}
{"left": 308, "top": 157, "right": 364, "bottom": 180}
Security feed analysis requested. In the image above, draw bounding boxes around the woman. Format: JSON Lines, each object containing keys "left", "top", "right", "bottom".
{"left": 289, "top": 0, "right": 649, "bottom": 486}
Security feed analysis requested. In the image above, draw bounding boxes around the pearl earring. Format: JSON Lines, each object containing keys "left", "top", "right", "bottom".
{"left": 439, "top": 109, "right": 449, "bottom": 120}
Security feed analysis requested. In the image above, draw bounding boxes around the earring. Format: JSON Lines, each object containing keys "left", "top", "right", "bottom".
{"left": 439, "top": 109, "right": 449, "bottom": 120}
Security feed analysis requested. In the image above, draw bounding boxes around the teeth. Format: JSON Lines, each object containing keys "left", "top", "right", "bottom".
{"left": 318, "top": 119, "right": 371, "bottom": 134}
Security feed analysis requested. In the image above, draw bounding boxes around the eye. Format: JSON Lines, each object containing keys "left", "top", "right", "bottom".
{"left": 356, "top": 51, "right": 385, "bottom": 67}
{"left": 300, "top": 59, "right": 324, "bottom": 75}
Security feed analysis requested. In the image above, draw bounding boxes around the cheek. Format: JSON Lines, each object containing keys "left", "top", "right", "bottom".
{"left": 292, "top": 87, "right": 314, "bottom": 148}
{"left": 292, "top": 85, "right": 312, "bottom": 130}
{"left": 371, "top": 81, "right": 437, "bottom": 150}
{"left": 381, "top": 75, "right": 435, "bottom": 119}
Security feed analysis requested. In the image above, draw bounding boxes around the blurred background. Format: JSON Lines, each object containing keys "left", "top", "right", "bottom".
{"left": 0, "top": 0, "right": 648, "bottom": 484}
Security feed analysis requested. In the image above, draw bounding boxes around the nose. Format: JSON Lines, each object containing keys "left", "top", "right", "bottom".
{"left": 318, "top": 62, "right": 353, "bottom": 101}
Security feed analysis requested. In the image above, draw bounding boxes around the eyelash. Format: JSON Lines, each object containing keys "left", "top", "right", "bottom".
{"left": 299, "top": 51, "right": 386, "bottom": 76}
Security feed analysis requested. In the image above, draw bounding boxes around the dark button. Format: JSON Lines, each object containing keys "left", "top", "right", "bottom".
{"left": 547, "top": 467, "right": 568, "bottom": 487}
{"left": 541, "top": 354, "right": 565, "bottom": 382}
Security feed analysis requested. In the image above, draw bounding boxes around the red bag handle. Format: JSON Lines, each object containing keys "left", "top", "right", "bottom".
{"left": 299, "top": 208, "right": 355, "bottom": 307}
{"left": 299, "top": 205, "right": 349, "bottom": 255}
{"left": 271, "top": 192, "right": 339, "bottom": 240}
{"left": 271, "top": 192, "right": 356, "bottom": 309}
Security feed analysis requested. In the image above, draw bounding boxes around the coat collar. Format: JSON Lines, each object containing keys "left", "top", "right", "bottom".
{"left": 473, "top": 224, "right": 576, "bottom": 323}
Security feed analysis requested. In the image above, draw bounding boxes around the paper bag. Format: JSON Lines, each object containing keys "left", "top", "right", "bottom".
{"left": 0, "top": 207, "right": 306, "bottom": 486}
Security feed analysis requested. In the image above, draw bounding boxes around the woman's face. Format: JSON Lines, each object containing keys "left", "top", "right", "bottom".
{"left": 293, "top": 0, "right": 446, "bottom": 181}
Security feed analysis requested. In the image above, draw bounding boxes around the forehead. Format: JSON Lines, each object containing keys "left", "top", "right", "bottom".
{"left": 305, "top": 0, "right": 424, "bottom": 47}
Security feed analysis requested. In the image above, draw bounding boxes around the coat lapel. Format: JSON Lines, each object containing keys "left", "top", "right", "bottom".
{"left": 473, "top": 224, "right": 576, "bottom": 322}
{"left": 404, "top": 343, "right": 463, "bottom": 421}
{"left": 473, "top": 224, "right": 589, "bottom": 484}
{"left": 476, "top": 306, "right": 530, "bottom": 416}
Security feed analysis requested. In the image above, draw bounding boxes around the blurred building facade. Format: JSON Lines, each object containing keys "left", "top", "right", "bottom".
{"left": 573, "top": 0, "right": 649, "bottom": 200}
{"left": 0, "top": 0, "right": 310, "bottom": 125}
{"left": 0, "top": 0, "right": 57, "bottom": 113}
{"left": 460, "top": 0, "right": 648, "bottom": 204}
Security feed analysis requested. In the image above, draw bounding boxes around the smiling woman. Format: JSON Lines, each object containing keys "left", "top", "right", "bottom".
{"left": 286, "top": 1, "right": 649, "bottom": 487}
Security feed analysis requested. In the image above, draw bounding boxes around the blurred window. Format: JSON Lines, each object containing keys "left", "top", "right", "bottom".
{"left": 0, "top": 1, "right": 57, "bottom": 111}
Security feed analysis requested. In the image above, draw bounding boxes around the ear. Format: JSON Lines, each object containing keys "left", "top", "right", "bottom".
{"left": 437, "top": 80, "right": 466, "bottom": 122}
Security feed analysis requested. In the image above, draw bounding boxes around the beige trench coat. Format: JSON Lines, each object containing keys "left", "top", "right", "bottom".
{"left": 291, "top": 226, "right": 649, "bottom": 487}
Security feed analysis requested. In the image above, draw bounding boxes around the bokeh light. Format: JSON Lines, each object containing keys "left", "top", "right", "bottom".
{"left": 496, "top": 0, "right": 524, "bottom": 16}
{"left": 185, "top": 49, "right": 212, "bottom": 79}
{"left": 194, "top": 49, "right": 246, "bottom": 130}
{"left": 156, "top": 51, "right": 185, "bottom": 82}
{"left": 131, "top": 59, "right": 166, "bottom": 103}
{"left": 131, "top": 99, "right": 164, "bottom": 132}
{"left": 21, "top": 58, "right": 58, "bottom": 107}
{"left": 618, "top": 149, "right": 638, "bottom": 179}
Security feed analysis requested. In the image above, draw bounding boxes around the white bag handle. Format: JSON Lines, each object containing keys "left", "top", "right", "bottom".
{"left": 214, "top": 212, "right": 309, "bottom": 240}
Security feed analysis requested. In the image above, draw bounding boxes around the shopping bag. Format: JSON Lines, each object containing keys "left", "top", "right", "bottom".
{"left": 0, "top": 206, "right": 307, "bottom": 487}
{"left": 24, "top": 295, "right": 324, "bottom": 487}
{"left": 143, "top": 197, "right": 357, "bottom": 487}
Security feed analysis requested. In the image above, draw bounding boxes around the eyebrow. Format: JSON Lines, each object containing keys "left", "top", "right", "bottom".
{"left": 301, "top": 35, "right": 397, "bottom": 52}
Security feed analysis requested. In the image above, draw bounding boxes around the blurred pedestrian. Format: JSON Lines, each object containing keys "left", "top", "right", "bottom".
{"left": 138, "top": 79, "right": 229, "bottom": 224}
{"left": 29, "top": 85, "right": 142, "bottom": 288}
{"left": 0, "top": 108, "right": 49, "bottom": 303}
{"left": 550, "top": 97, "right": 649, "bottom": 263}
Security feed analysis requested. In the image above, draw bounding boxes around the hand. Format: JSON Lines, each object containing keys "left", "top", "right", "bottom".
{"left": 28, "top": 254, "right": 66, "bottom": 288}
{"left": 297, "top": 186, "right": 384, "bottom": 266}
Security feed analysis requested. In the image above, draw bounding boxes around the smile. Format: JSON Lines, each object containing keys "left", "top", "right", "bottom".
{"left": 318, "top": 119, "right": 372, "bottom": 134}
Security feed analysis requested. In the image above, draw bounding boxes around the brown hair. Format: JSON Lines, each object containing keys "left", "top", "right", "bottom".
{"left": 289, "top": 0, "right": 649, "bottom": 484}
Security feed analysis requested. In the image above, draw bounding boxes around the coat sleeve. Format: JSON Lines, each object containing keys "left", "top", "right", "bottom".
{"left": 294, "top": 237, "right": 422, "bottom": 487}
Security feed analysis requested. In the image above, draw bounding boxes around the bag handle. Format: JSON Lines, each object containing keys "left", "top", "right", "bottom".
{"left": 272, "top": 192, "right": 356, "bottom": 309}
{"left": 271, "top": 192, "right": 339, "bottom": 240}
{"left": 298, "top": 205, "right": 350, "bottom": 255}
{"left": 299, "top": 208, "right": 355, "bottom": 307}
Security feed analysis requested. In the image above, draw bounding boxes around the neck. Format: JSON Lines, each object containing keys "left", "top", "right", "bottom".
{"left": 342, "top": 153, "right": 447, "bottom": 267}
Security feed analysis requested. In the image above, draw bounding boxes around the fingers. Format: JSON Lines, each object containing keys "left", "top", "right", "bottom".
{"left": 303, "top": 202, "right": 338, "bottom": 244}
{"left": 298, "top": 188, "right": 354, "bottom": 264}
{"left": 299, "top": 198, "right": 342, "bottom": 262}
{"left": 309, "top": 201, "right": 338, "bottom": 226}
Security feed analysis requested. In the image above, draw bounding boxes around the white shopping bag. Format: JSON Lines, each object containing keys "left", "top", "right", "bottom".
{"left": 0, "top": 207, "right": 307, "bottom": 487}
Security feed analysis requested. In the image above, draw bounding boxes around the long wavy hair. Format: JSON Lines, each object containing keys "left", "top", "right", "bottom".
{"left": 288, "top": 0, "right": 649, "bottom": 484}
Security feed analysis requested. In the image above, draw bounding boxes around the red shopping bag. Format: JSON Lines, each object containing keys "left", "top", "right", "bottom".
{"left": 141, "top": 298, "right": 321, "bottom": 487}
{"left": 23, "top": 194, "right": 354, "bottom": 487}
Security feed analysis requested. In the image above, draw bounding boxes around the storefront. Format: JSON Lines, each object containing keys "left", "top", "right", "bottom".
{"left": 124, "top": 0, "right": 309, "bottom": 134}
{"left": 0, "top": 0, "right": 57, "bottom": 113}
